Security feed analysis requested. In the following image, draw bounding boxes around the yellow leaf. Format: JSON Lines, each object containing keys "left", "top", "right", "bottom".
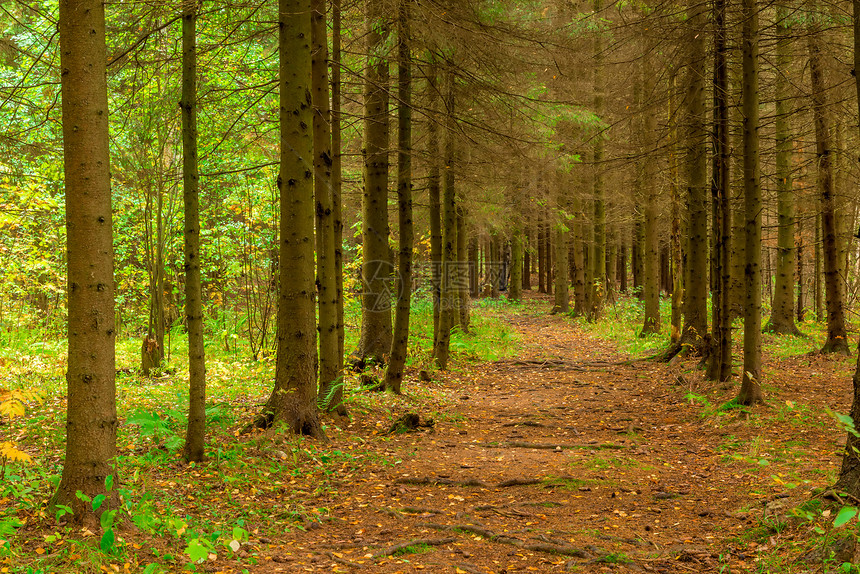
{"left": 0, "top": 442, "right": 32, "bottom": 463}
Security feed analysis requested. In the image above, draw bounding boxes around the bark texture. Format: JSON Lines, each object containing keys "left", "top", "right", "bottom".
{"left": 52, "top": 0, "right": 119, "bottom": 520}
{"left": 181, "top": 0, "right": 206, "bottom": 462}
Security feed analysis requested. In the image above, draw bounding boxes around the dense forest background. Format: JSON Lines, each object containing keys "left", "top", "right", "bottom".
{"left": 7, "top": 0, "right": 860, "bottom": 571}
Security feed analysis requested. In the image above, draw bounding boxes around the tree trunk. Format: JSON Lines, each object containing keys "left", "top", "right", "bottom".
{"left": 434, "top": 69, "right": 457, "bottom": 370}
{"left": 468, "top": 236, "right": 479, "bottom": 298}
{"left": 618, "top": 243, "right": 628, "bottom": 293}
{"left": 680, "top": 0, "right": 709, "bottom": 351}
{"left": 833, "top": 0, "right": 860, "bottom": 497}
{"left": 553, "top": 215, "right": 570, "bottom": 314}
{"left": 384, "top": 0, "right": 413, "bottom": 394}
{"left": 640, "top": 56, "right": 660, "bottom": 336}
{"left": 737, "top": 0, "right": 764, "bottom": 405}
{"left": 544, "top": 216, "right": 553, "bottom": 296}
{"left": 592, "top": 0, "right": 606, "bottom": 318}
{"left": 797, "top": 212, "right": 805, "bottom": 322}
{"left": 427, "top": 64, "right": 442, "bottom": 349}
{"left": 572, "top": 193, "right": 587, "bottom": 316}
{"left": 358, "top": 0, "right": 393, "bottom": 363}
{"left": 510, "top": 227, "right": 523, "bottom": 302}
{"left": 51, "top": 0, "right": 119, "bottom": 521}
{"left": 523, "top": 227, "right": 531, "bottom": 290}
{"left": 181, "top": 0, "right": 206, "bottom": 463}
{"left": 256, "top": 0, "right": 325, "bottom": 438}
{"left": 764, "top": 9, "right": 801, "bottom": 336}
{"left": 331, "top": 0, "right": 345, "bottom": 368}
{"left": 311, "top": 0, "right": 342, "bottom": 411}
{"left": 707, "top": 0, "right": 732, "bottom": 381}
{"left": 808, "top": 16, "right": 850, "bottom": 355}
{"left": 456, "top": 206, "right": 470, "bottom": 332}
{"left": 537, "top": 216, "right": 546, "bottom": 294}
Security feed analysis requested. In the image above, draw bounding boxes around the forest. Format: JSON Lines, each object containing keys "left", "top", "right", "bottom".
{"left": 5, "top": 0, "right": 860, "bottom": 571}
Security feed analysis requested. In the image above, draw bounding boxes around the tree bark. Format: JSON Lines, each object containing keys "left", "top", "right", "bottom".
{"left": 456, "top": 206, "right": 470, "bottom": 332}
{"left": 256, "top": 0, "right": 325, "bottom": 438}
{"left": 311, "top": 0, "right": 343, "bottom": 411}
{"left": 434, "top": 69, "right": 457, "bottom": 370}
{"left": 640, "top": 56, "right": 660, "bottom": 336}
{"left": 764, "top": 9, "right": 801, "bottom": 337}
{"left": 510, "top": 227, "right": 523, "bottom": 302}
{"left": 553, "top": 213, "right": 570, "bottom": 314}
{"left": 384, "top": 0, "right": 413, "bottom": 394}
{"left": 680, "top": 0, "right": 709, "bottom": 352}
{"left": 331, "top": 0, "right": 345, "bottom": 368}
{"left": 707, "top": 0, "right": 732, "bottom": 381}
{"left": 737, "top": 0, "right": 764, "bottom": 405}
{"left": 427, "top": 64, "right": 442, "bottom": 349}
{"left": 181, "top": 0, "right": 206, "bottom": 462}
{"left": 358, "top": 0, "right": 393, "bottom": 362}
{"left": 51, "top": 0, "right": 119, "bottom": 520}
{"left": 833, "top": 0, "right": 860, "bottom": 498}
{"left": 808, "top": 14, "right": 850, "bottom": 355}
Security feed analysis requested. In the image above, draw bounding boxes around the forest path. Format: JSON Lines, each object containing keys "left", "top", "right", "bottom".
{"left": 261, "top": 297, "right": 840, "bottom": 573}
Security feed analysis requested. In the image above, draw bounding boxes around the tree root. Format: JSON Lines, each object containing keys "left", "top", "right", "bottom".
{"left": 395, "top": 477, "right": 488, "bottom": 487}
{"left": 371, "top": 537, "right": 455, "bottom": 559}
{"left": 476, "top": 441, "right": 625, "bottom": 451}
{"left": 418, "top": 522, "right": 588, "bottom": 557}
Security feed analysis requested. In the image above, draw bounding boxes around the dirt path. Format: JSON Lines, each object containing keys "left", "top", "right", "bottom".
{"left": 258, "top": 302, "right": 845, "bottom": 573}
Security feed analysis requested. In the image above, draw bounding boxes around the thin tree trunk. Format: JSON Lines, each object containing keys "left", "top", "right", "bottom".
{"left": 456, "top": 206, "right": 470, "bottom": 332}
{"left": 737, "top": 0, "right": 764, "bottom": 404}
{"left": 808, "top": 13, "right": 850, "bottom": 354}
{"left": 592, "top": 0, "right": 606, "bottom": 318}
{"left": 311, "top": 0, "right": 343, "bottom": 411}
{"left": 537, "top": 215, "right": 546, "bottom": 293}
{"left": 680, "top": 0, "right": 709, "bottom": 352}
{"left": 384, "top": 0, "right": 412, "bottom": 393}
{"left": 707, "top": 0, "right": 731, "bottom": 381}
{"left": 331, "top": 0, "right": 345, "bottom": 368}
{"left": 553, "top": 213, "right": 570, "bottom": 314}
{"left": 833, "top": 0, "right": 860, "bottom": 497}
{"left": 427, "top": 64, "right": 442, "bottom": 348}
{"left": 51, "top": 0, "right": 119, "bottom": 520}
{"left": 545, "top": 216, "right": 553, "bottom": 296}
{"left": 523, "top": 227, "right": 531, "bottom": 290}
{"left": 510, "top": 227, "right": 523, "bottom": 302}
{"left": 181, "top": 0, "right": 206, "bottom": 462}
{"left": 641, "top": 56, "right": 660, "bottom": 336}
{"left": 358, "top": 0, "right": 393, "bottom": 362}
{"left": 434, "top": 69, "right": 456, "bottom": 370}
{"left": 764, "top": 8, "right": 801, "bottom": 336}
{"left": 572, "top": 193, "right": 587, "bottom": 316}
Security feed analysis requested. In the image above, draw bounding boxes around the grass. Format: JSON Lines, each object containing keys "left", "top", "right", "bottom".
{"left": 0, "top": 296, "right": 524, "bottom": 572}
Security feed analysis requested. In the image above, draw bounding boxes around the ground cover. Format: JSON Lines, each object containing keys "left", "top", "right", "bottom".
{"left": 2, "top": 292, "right": 859, "bottom": 573}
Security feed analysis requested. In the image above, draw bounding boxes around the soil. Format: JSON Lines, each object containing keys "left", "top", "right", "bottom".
{"left": 251, "top": 294, "right": 853, "bottom": 573}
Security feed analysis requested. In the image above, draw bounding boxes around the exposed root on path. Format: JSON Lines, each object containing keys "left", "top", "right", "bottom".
{"left": 371, "top": 537, "right": 456, "bottom": 559}
{"left": 418, "top": 522, "right": 590, "bottom": 557}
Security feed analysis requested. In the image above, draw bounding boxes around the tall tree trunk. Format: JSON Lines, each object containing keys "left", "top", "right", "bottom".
{"left": 764, "top": 9, "right": 801, "bottom": 336}
{"left": 384, "top": 0, "right": 413, "bottom": 393}
{"left": 592, "top": 0, "right": 606, "bottom": 318}
{"left": 256, "top": 0, "right": 325, "bottom": 437}
{"left": 553, "top": 212, "right": 570, "bottom": 314}
{"left": 311, "top": 0, "right": 342, "bottom": 411}
{"left": 640, "top": 57, "right": 660, "bottom": 336}
{"left": 808, "top": 14, "right": 850, "bottom": 354}
{"left": 797, "top": 213, "right": 805, "bottom": 322}
{"left": 523, "top": 227, "right": 532, "bottom": 290}
{"left": 331, "top": 0, "right": 345, "bottom": 368}
{"left": 833, "top": 0, "right": 860, "bottom": 498}
{"left": 572, "top": 193, "right": 587, "bottom": 316}
{"left": 737, "top": 0, "right": 764, "bottom": 404}
{"left": 469, "top": 236, "right": 479, "bottom": 297}
{"left": 456, "top": 206, "right": 470, "bottom": 332}
{"left": 427, "top": 64, "right": 442, "bottom": 349}
{"left": 358, "top": 0, "right": 392, "bottom": 362}
{"left": 510, "top": 227, "right": 523, "bottom": 302}
{"left": 680, "top": 0, "right": 709, "bottom": 352}
{"left": 537, "top": 216, "right": 546, "bottom": 293}
{"left": 51, "top": 0, "right": 118, "bottom": 520}
{"left": 707, "top": 0, "right": 732, "bottom": 381}
{"left": 632, "top": 213, "right": 644, "bottom": 299}
{"left": 181, "top": 0, "right": 206, "bottom": 462}
{"left": 544, "top": 215, "right": 553, "bottom": 296}
{"left": 434, "top": 69, "right": 457, "bottom": 370}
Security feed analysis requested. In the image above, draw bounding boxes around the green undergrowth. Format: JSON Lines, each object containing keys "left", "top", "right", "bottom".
{"left": 1, "top": 297, "right": 520, "bottom": 572}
